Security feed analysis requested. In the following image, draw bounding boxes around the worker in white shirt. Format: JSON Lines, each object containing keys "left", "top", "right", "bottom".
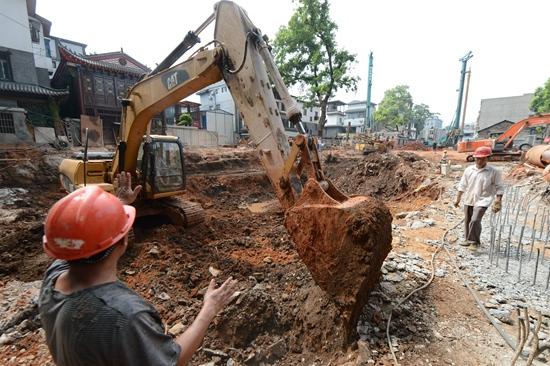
{"left": 454, "top": 146, "right": 504, "bottom": 249}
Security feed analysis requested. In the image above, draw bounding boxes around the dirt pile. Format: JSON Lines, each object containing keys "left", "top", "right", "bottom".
{"left": 0, "top": 147, "right": 65, "bottom": 281}
{"left": 325, "top": 151, "right": 437, "bottom": 200}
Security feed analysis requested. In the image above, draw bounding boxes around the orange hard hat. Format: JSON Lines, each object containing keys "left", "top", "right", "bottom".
{"left": 473, "top": 146, "right": 492, "bottom": 158}
{"left": 43, "top": 186, "right": 135, "bottom": 260}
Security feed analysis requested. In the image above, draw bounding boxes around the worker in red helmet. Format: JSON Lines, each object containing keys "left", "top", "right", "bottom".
{"left": 454, "top": 146, "right": 505, "bottom": 250}
{"left": 39, "top": 173, "right": 238, "bottom": 366}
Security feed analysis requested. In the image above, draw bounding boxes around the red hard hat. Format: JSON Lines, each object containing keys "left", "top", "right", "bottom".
{"left": 473, "top": 146, "right": 492, "bottom": 158}
{"left": 43, "top": 186, "right": 135, "bottom": 260}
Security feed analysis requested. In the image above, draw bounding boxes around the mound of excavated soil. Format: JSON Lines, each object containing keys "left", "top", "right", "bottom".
{"left": 325, "top": 151, "right": 436, "bottom": 200}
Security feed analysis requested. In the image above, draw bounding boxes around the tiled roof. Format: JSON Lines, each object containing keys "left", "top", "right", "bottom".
{"left": 0, "top": 81, "right": 68, "bottom": 97}
{"left": 59, "top": 47, "right": 147, "bottom": 76}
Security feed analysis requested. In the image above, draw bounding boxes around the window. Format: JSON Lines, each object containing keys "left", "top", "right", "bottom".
{"left": 94, "top": 76, "right": 104, "bottom": 95}
{"left": 29, "top": 21, "right": 40, "bottom": 43}
{"left": 0, "top": 112, "right": 15, "bottom": 134}
{"left": 0, "top": 53, "right": 13, "bottom": 81}
{"left": 45, "top": 38, "right": 51, "bottom": 58}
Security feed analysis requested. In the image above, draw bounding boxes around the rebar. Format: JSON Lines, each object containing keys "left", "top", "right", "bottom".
{"left": 533, "top": 249, "right": 540, "bottom": 285}
{"left": 542, "top": 231, "right": 549, "bottom": 267}
{"left": 528, "top": 224, "right": 537, "bottom": 261}
{"left": 546, "top": 265, "right": 550, "bottom": 291}
{"left": 505, "top": 225, "right": 512, "bottom": 273}
{"left": 516, "top": 226, "right": 525, "bottom": 259}
{"left": 496, "top": 224, "right": 503, "bottom": 266}
{"left": 518, "top": 244, "right": 524, "bottom": 282}
{"left": 489, "top": 227, "right": 496, "bottom": 265}
{"left": 538, "top": 207, "right": 547, "bottom": 240}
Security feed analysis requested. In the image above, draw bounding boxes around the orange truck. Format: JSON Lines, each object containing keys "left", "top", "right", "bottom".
{"left": 457, "top": 114, "right": 550, "bottom": 161}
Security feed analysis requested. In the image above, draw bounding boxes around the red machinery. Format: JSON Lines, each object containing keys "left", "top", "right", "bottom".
{"left": 457, "top": 113, "right": 550, "bottom": 161}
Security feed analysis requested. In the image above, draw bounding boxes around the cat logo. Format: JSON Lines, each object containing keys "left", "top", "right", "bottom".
{"left": 162, "top": 69, "right": 190, "bottom": 90}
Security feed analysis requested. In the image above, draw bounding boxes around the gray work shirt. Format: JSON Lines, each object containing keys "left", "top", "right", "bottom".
{"left": 39, "top": 261, "right": 181, "bottom": 366}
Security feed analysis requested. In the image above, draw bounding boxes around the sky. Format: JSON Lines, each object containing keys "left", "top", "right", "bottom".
{"left": 37, "top": 0, "right": 550, "bottom": 127}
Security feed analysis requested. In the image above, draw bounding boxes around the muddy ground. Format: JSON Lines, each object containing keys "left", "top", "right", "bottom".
{"left": 0, "top": 145, "right": 548, "bottom": 365}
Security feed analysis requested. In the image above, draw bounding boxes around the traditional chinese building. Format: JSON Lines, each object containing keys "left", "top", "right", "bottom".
{"left": 51, "top": 47, "right": 149, "bottom": 145}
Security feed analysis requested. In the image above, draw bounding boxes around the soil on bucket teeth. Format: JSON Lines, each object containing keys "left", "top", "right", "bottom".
{"left": 0, "top": 146, "right": 444, "bottom": 365}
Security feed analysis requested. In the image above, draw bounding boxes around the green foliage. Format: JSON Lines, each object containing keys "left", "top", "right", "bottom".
{"left": 273, "top": 0, "right": 358, "bottom": 131}
{"left": 177, "top": 113, "right": 192, "bottom": 126}
{"left": 411, "top": 103, "right": 436, "bottom": 134}
{"left": 373, "top": 85, "right": 413, "bottom": 131}
{"left": 530, "top": 77, "right": 550, "bottom": 113}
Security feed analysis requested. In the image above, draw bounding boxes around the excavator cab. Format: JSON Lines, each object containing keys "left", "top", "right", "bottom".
{"left": 136, "top": 135, "right": 186, "bottom": 198}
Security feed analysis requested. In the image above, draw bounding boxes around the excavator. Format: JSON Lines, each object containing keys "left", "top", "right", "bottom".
{"left": 58, "top": 1, "right": 392, "bottom": 341}
{"left": 457, "top": 113, "right": 550, "bottom": 161}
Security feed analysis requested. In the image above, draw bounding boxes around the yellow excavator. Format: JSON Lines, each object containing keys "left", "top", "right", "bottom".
{"left": 58, "top": 1, "right": 392, "bottom": 341}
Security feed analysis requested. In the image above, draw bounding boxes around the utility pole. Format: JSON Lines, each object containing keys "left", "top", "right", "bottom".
{"left": 365, "top": 51, "right": 373, "bottom": 132}
{"left": 460, "top": 68, "right": 472, "bottom": 134}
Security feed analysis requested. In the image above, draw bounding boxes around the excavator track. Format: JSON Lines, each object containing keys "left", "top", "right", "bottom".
{"left": 135, "top": 198, "right": 205, "bottom": 227}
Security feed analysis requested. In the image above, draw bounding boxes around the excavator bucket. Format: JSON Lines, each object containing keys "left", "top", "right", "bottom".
{"left": 284, "top": 179, "right": 392, "bottom": 341}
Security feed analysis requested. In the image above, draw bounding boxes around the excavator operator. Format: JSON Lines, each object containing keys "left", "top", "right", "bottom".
{"left": 38, "top": 173, "right": 238, "bottom": 366}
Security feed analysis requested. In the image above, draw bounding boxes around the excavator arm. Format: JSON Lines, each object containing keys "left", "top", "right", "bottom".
{"left": 112, "top": 48, "right": 223, "bottom": 175}
{"left": 106, "top": 0, "right": 392, "bottom": 342}
{"left": 494, "top": 113, "right": 550, "bottom": 149}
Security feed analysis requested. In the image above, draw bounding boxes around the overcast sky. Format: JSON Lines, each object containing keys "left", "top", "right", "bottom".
{"left": 37, "top": 0, "right": 549, "bottom": 126}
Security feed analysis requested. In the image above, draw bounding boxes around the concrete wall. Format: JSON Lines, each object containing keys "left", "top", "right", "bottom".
{"left": 0, "top": 108, "right": 33, "bottom": 143}
{"left": 2, "top": 48, "right": 38, "bottom": 84}
{"left": 205, "top": 111, "right": 236, "bottom": 145}
{"left": 167, "top": 126, "right": 219, "bottom": 147}
{"left": 0, "top": 0, "right": 33, "bottom": 53}
{"left": 36, "top": 67, "right": 50, "bottom": 86}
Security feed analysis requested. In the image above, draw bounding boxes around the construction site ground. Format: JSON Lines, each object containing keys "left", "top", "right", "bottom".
{"left": 1, "top": 144, "right": 549, "bottom": 365}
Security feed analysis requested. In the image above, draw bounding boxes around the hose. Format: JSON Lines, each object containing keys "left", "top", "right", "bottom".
{"left": 386, "top": 214, "right": 531, "bottom": 365}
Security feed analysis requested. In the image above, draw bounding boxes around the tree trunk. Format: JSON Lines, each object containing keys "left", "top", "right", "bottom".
{"left": 318, "top": 99, "right": 328, "bottom": 137}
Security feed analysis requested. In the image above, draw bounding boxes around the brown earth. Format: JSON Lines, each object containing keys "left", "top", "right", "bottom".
{"left": 0, "top": 145, "right": 521, "bottom": 365}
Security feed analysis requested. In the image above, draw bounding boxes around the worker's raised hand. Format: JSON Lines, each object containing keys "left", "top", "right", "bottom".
{"left": 202, "top": 277, "right": 238, "bottom": 320}
{"left": 114, "top": 171, "right": 142, "bottom": 205}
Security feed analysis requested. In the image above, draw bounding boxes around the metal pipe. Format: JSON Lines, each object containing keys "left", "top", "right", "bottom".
{"left": 533, "top": 249, "right": 540, "bottom": 285}
{"left": 524, "top": 144, "right": 550, "bottom": 168}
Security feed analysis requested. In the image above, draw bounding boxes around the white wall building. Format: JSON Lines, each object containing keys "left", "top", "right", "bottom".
{"left": 1, "top": 0, "right": 33, "bottom": 54}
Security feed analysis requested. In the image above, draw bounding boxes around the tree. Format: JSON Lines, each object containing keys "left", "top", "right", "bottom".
{"left": 411, "top": 103, "right": 436, "bottom": 136}
{"left": 530, "top": 77, "right": 550, "bottom": 113}
{"left": 373, "top": 85, "right": 413, "bottom": 132}
{"left": 177, "top": 113, "right": 192, "bottom": 126}
{"left": 273, "top": 0, "right": 358, "bottom": 135}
